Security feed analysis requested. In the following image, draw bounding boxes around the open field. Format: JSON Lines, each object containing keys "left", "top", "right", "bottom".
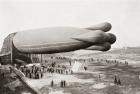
{"left": 25, "top": 55, "right": 140, "bottom": 94}
{"left": 2, "top": 48, "right": 140, "bottom": 94}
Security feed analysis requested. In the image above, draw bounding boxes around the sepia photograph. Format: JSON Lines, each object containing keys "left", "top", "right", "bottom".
{"left": 0, "top": 0, "right": 140, "bottom": 94}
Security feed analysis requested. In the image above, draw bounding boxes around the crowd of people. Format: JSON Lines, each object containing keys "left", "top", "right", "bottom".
{"left": 17, "top": 56, "right": 129, "bottom": 80}
{"left": 18, "top": 61, "right": 73, "bottom": 79}
{"left": 95, "top": 59, "right": 129, "bottom": 65}
{"left": 54, "top": 56, "right": 129, "bottom": 66}
{"left": 45, "top": 63, "right": 73, "bottom": 75}
{"left": 20, "top": 65, "right": 43, "bottom": 79}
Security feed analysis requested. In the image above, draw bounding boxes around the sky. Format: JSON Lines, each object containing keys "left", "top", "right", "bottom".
{"left": 0, "top": 0, "right": 140, "bottom": 50}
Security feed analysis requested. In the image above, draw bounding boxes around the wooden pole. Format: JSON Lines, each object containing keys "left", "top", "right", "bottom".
{"left": 41, "top": 54, "right": 42, "bottom": 63}
{"left": 11, "top": 40, "right": 13, "bottom": 65}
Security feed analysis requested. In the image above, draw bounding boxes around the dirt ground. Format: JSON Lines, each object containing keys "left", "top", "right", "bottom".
{"left": 0, "top": 66, "right": 35, "bottom": 94}
{"left": 24, "top": 59, "right": 140, "bottom": 94}
{"left": 2, "top": 53, "right": 140, "bottom": 94}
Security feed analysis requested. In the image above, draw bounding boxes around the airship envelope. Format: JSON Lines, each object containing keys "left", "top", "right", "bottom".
{"left": 13, "top": 22, "right": 116, "bottom": 54}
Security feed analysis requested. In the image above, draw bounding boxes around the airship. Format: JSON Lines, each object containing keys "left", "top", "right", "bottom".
{"left": 12, "top": 22, "right": 116, "bottom": 54}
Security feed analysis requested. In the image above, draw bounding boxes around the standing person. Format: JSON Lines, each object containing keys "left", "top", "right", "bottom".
{"left": 60, "top": 80, "right": 63, "bottom": 87}
{"left": 29, "top": 72, "right": 32, "bottom": 78}
{"left": 26, "top": 67, "right": 30, "bottom": 78}
{"left": 23, "top": 66, "right": 27, "bottom": 77}
{"left": 69, "top": 61, "right": 71, "bottom": 66}
{"left": 29, "top": 67, "right": 32, "bottom": 78}
{"left": 40, "top": 67, "right": 43, "bottom": 78}
{"left": 84, "top": 66, "right": 87, "bottom": 71}
{"left": 117, "top": 77, "right": 121, "bottom": 85}
{"left": 9, "top": 66, "right": 12, "bottom": 73}
{"left": 114, "top": 75, "right": 118, "bottom": 85}
{"left": 63, "top": 80, "right": 66, "bottom": 87}
{"left": 66, "top": 70, "right": 68, "bottom": 75}
{"left": 61, "top": 69, "right": 63, "bottom": 74}
{"left": 98, "top": 74, "right": 101, "bottom": 81}
{"left": 51, "top": 80, "right": 54, "bottom": 87}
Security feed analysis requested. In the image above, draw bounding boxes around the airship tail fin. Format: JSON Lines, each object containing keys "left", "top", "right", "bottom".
{"left": 72, "top": 30, "right": 107, "bottom": 44}
{"left": 86, "top": 22, "right": 112, "bottom": 32}
{"left": 85, "top": 42, "right": 111, "bottom": 51}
